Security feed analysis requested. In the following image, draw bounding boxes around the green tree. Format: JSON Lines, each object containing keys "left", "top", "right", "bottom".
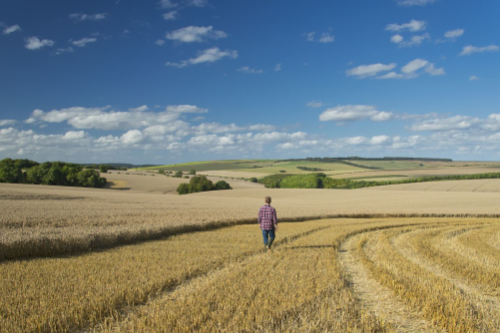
{"left": 99, "top": 165, "right": 110, "bottom": 173}
{"left": 177, "top": 183, "right": 190, "bottom": 195}
{"left": 189, "top": 169, "right": 196, "bottom": 175}
{"left": 214, "top": 180, "right": 231, "bottom": 190}
{"left": 0, "top": 158, "right": 23, "bottom": 183}
{"left": 173, "top": 170, "right": 183, "bottom": 178}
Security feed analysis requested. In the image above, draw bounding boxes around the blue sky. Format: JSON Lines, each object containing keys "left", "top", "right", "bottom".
{"left": 1, "top": 0, "right": 500, "bottom": 164}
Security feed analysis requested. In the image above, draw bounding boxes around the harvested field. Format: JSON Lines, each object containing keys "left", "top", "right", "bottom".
{"left": 371, "top": 178, "right": 500, "bottom": 193}
{"left": 3, "top": 217, "right": 500, "bottom": 332}
{"left": 3, "top": 182, "right": 500, "bottom": 261}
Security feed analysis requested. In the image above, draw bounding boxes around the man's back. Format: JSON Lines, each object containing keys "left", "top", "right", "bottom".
{"left": 258, "top": 204, "right": 277, "bottom": 230}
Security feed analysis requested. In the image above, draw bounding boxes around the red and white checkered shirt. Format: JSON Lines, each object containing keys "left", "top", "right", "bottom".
{"left": 258, "top": 204, "right": 277, "bottom": 230}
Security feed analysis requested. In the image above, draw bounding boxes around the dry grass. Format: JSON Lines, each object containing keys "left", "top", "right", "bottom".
{"left": 0, "top": 221, "right": 330, "bottom": 333}
{"left": 2, "top": 216, "right": 500, "bottom": 332}
{"left": 3, "top": 181, "right": 500, "bottom": 261}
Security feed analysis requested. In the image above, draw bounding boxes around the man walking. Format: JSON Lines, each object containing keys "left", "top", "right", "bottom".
{"left": 258, "top": 196, "right": 278, "bottom": 251}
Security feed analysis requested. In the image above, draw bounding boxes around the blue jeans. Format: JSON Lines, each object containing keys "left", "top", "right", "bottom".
{"left": 262, "top": 229, "right": 276, "bottom": 248}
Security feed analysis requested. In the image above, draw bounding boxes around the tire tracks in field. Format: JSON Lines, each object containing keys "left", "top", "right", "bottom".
{"left": 391, "top": 227, "right": 500, "bottom": 311}
{"left": 339, "top": 230, "right": 445, "bottom": 333}
{"left": 77, "top": 225, "right": 333, "bottom": 333}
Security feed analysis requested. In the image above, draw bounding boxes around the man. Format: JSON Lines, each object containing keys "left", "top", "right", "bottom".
{"left": 258, "top": 196, "right": 278, "bottom": 251}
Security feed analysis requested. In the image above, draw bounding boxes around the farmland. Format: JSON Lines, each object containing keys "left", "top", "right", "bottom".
{"left": 2, "top": 160, "right": 500, "bottom": 332}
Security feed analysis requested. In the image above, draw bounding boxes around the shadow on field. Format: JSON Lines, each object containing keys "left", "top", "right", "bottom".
{"left": 286, "top": 245, "right": 334, "bottom": 250}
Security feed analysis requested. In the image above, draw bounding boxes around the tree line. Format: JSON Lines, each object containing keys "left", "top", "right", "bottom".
{"left": 0, "top": 158, "right": 107, "bottom": 188}
{"left": 258, "top": 172, "right": 500, "bottom": 189}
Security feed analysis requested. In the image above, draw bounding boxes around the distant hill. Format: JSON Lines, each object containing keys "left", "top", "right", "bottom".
{"left": 82, "top": 163, "right": 160, "bottom": 169}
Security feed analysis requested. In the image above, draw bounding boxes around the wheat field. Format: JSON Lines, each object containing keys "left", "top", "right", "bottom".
{"left": 2, "top": 178, "right": 500, "bottom": 332}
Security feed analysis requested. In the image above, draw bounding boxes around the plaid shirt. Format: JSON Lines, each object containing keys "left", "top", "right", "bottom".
{"left": 258, "top": 204, "right": 277, "bottom": 230}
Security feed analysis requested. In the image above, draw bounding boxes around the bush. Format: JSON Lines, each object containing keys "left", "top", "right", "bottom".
{"left": 176, "top": 175, "right": 232, "bottom": 195}
{"left": 189, "top": 169, "right": 196, "bottom": 175}
{"left": 177, "top": 183, "right": 190, "bottom": 195}
{"left": 280, "top": 174, "right": 324, "bottom": 189}
{"left": 249, "top": 177, "right": 258, "bottom": 183}
{"left": 173, "top": 171, "right": 183, "bottom": 178}
{"left": 99, "top": 165, "right": 110, "bottom": 173}
{"left": 215, "top": 180, "right": 232, "bottom": 190}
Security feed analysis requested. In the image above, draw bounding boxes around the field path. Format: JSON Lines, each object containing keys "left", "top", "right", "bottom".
{"left": 392, "top": 228, "right": 500, "bottom": 310}
{"left": 339, "top": 232, "right": 444, "bottom": 333}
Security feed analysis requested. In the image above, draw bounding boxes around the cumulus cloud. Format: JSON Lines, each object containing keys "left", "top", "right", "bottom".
{"left": 346, "top": 63, "right": 397, "bottom": 78}
{"left": 469, "top": 75, "right": 479, "bottom": 81}
{"left": 459, "top": 44, "right": 499, "bottom": 56}
{"left": 238, "top": 66, "right": 264, "bottom": 74}
{"left": 155, "top": 39, "right": 165, "bottom": 46}
{"left": 25, "top": 37, "right": 55, "bottom": 50}
{"left": 444, "top": 29, "right": 464, "bottom": 39}
{"left": 402, "top": 58, "right": 429, "bottom": 74}
{"left": 307, "top": 101, "right": 323, "bottom": 108}
{"left": 0, "top": 119, "right": 16, "bottom": 127}
{"left": 3, "top": 25, "right": 21, "bottom": 35}
{"left": 163, "top": 11, "right": 177, "bottom": 20}
{"left": 274, "top": 63, "right": 282, "bottom": 72}
{"left": 305, "top": 32, "right": 335, "bottom": 43}
{"left": 409, "top": 115, "right": 482, "bottom": 131}
{"left": 25, "top": 105, "right": 208, "bottom": 131}
{"left": 319, "top": 105, "right": 393, "bottom": 122}
{"left": 69, "top": 13, "right": 107, "bottom": 21}
{"left": 166, "top": 26, "right": 227, "bottom": 43}
{"left": 166, "top": 47, "right": 238, "bottom": 68}
{"left": 72, "top": 37, "right": 97, "bottom": 47}
{"left": 386, "top": 20, "right": 426, "bottom": 32}
{"left": 391, "top": 34, "right": 403, "bottom": 44}
{"left": 376, "top": 58, "right": 444, "bottom": 79}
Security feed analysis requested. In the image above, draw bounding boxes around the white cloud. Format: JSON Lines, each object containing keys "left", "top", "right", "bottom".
{"left": 396, "top": 0, "right": 438, "bottom": 6}
{"left": 63, "top": 131, "right": 86, "bottom": 140}
{"left": 391, "top": 34, "right": 403, "bottom": 44}
{"left": 406, "top": 33, "right": 430, "bottom": 46}
{"left": 444, "top": 29, "right": 464, "bottom": 39}
{"left": 460, "top": 44, "right": 499, "bottom": 56}
{"left": 319, "top": 105, "right": 393, "bottom": 122}
{"left": 307, "top": 101, "right": 323, "bottom": 108}
{"left": 275, "top": 63, "right": 282, "bottom": 72}
{"left": 346, "top": 136, "right": 367, "bottom": 145}
{"left": 318, "top": 33, "right": 335, "bottom": 43}
{"left": 69, "top": 13, "right": 107, "bottom": 21}
{"left": 402, "top": 58, "right": 429, "bottom": 74}
{"left": 72, "top": 37, "right": 97, "bottom": 47}
{"left": 3, "top": 25, "right": 21, "bottom": 35}
{"left": 305, "top": 32, "right": 334, "bottom": 43}
{"left": 369, "top": 135, "right": 391, "bottom": 145}
{"left": 121, "top": 130, "right": 143, "bottom": 145}
{"left": 155, "top": 39, "right": 165, "bottom": 46}
{"left": 25, "top": 37, "right": 55, "bottom": 50}
{"left": 166, "top": 47, "right": 238, "bottom": 68}
{"left": 163, "top": 11, "right": 177, "bottom": 20}
{"left": 346, "top": 63, "right": 397, "bottom": 78}
{"left": 377, "top": 72, "right": 405, "bottom": 79}
{"left": 238, "top": 66, "right": 264, "bottom": 74}
{"left": 166, "top": 26, "right": 227, "bottom": 43}
{"left": 469, "top": 75, "right": 479, "bottom": 81}
{"left": 386, "top": 20, "right": 426, "bottom": 32}
{"left": 53, "top": 47, "right": 74, "bottom": 55}
{"left": 409, "top": 115, "right": 482, "bottom": 131}
{"left": 425, "top": 63, "right": 445, "bottom": 76}
{"left": 0, "top": 119, "right": 16, "bottom": 127}
{"left": 25, "top": 105, "right": 208, "bottom": 131}
{"left": 248, "top": 124, "right": 276, "bottom": 132}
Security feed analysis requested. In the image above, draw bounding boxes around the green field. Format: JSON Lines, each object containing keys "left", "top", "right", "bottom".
{"left": 137, "top": 160, "right": 366, "bottom": 176}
